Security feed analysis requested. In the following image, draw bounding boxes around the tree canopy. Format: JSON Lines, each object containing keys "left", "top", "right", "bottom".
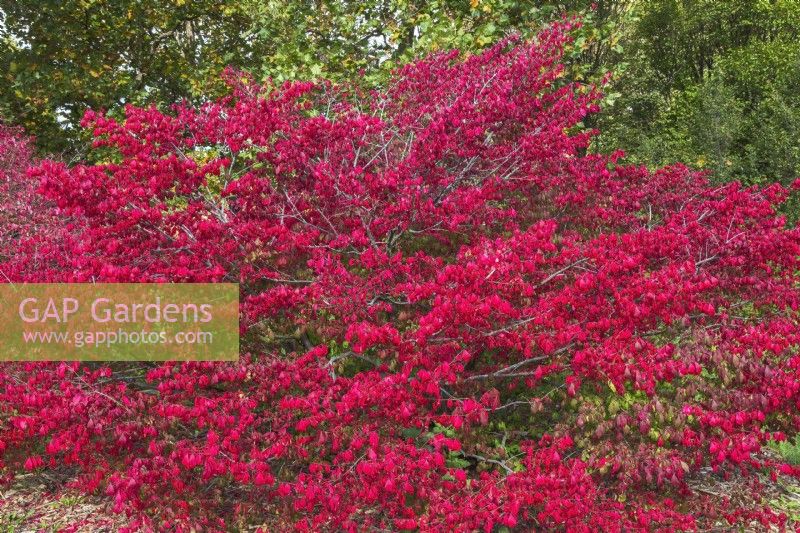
{"left": 4, "top": 1, "right": 799, "bottom": 188}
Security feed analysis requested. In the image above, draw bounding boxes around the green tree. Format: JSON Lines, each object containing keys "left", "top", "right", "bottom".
{"left": 1, "top": 0, "right": 254, "bottom": 154}
{"left": 596, "top": 0, "right": 800, "bottom": 186}
{"left": 240, "top": 0, "right": 633, "bottom": 85}
{"left": 242, "top": 0, "right": 551, "bottom": 82}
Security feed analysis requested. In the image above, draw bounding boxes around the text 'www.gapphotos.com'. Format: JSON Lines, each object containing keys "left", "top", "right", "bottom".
{"left": 22, "top": 329, "right": 214, "bottom": 348}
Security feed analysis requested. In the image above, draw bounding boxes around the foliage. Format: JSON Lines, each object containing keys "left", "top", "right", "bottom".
{"left": 596, "top": 0, "right": 800, "bottom": 186}
{"left": 776, "top": 437, "right": 800, "bottom": 466}
{"left": 0, "top": 124, "right": 51, "bottom": 260}
{"left": 0, "top": 0, "right": 254, "bottom": 154}
{"left": 3, "top": 1, "right": 800, "bottom": 190}
{"left": 240, "top": 0, "right": 625, "bottom": 82}
{"left": 2, "top": 22, "right": 800, "bottom": 530}
{"left": 0, "top": 0, "right": 618, "bottom": 155}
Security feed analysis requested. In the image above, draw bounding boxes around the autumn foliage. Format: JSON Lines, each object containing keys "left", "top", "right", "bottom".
{"left": 0, "top": 124, "right": 49, "bottom": 259}
{"left": 3, "top": 21, "right": 800, "bottom": 531}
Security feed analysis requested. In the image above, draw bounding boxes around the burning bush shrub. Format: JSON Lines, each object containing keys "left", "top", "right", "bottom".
{"left": 2, "top": 20, "right": 800, "bottom": 531}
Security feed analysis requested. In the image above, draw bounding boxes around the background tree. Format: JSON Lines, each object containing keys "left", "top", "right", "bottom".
{"left": 0, "top": 0, "right": 254, "bottom": 154}
{"left": 240, "top": 0, "right": 625, "bottom": 81}
{"left": 596, "top": 0, "right": 800, "bottom": 187}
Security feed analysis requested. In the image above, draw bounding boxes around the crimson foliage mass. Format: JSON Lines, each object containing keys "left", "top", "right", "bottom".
{"left": 2, "top": 20, "right": 800, "bottom": 532}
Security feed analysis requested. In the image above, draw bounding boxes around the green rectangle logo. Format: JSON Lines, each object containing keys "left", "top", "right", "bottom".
{"left": 0, "top": 283, "right": 239, "bottom": 361}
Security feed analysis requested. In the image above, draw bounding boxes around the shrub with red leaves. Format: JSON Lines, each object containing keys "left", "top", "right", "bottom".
{"left": 2, "top": 20, "right": 800, "bottom": 532}
{"left": 0, "top": 124, "right": 50, "bottom": 260}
